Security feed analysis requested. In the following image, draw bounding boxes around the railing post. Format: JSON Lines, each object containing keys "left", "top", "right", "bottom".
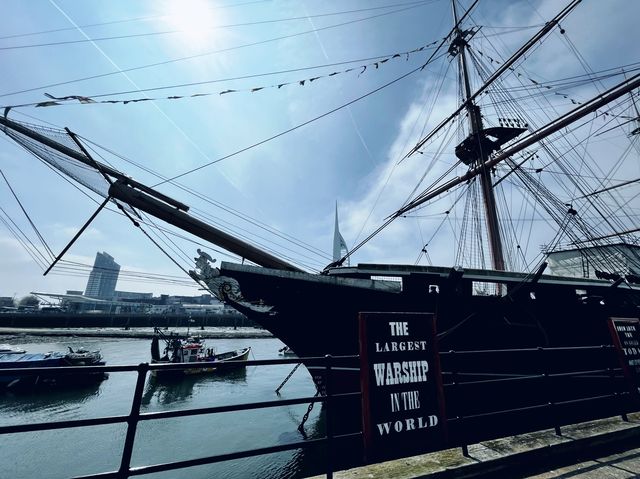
{"left": 539, "top": 347, "right": 561, "bottom": 436}
{"left": 118, "top": 363, "right": 149, "bottom": 479}
{"left": 605, "top": 345, "right": 629, "bottom": 422}
{"left": 450, "top": 350, "right": 469, "bottom": 457}
{"left": 325, "top": 355, "right": 333, "bottom": 479}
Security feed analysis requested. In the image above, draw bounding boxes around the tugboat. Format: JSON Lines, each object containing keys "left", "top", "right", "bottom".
{"left": 150, "top": 328, "right": 250, "bottom": 378}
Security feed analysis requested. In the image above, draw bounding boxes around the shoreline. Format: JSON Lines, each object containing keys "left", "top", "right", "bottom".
{"left": 0, "top": 326, "right": 273, "bottom": 339}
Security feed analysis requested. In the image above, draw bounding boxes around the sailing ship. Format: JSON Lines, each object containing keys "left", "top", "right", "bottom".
{"left": 1, "top": 1, "right": 639, "bottom": 395}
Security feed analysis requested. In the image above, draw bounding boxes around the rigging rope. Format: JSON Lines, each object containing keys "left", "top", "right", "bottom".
{"left": 0, "top": 169, "right": 54, "bottom": 259}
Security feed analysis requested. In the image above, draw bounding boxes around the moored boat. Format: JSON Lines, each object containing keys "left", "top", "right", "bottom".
{"left": 150, "top": 328, "right": 250, "bottom": 378}
{"left": 278, "top": 346, "right": 296, "bottom": 357}
{"left": 0, "top": 347, "right": 106, "bottom": 389}
{"left": 0, "top": 344, "right": 26, "bottom": 355}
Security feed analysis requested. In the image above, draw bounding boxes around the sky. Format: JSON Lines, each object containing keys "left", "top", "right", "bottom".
{"left": 0, "top": 0, "right": 639, "bottom": 301}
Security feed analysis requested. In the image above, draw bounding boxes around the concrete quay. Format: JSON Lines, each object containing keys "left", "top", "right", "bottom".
{"left": 0, "top": 326, "right": 273, "bottom": 339}
{"left": 309, "top": 414, "right": 640, "bottom": 479}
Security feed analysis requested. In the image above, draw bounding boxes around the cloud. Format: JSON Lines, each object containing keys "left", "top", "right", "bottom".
{"left": 335, "top": 77, "right": 460, "bottom": 266}
{"left": 53, "top": 224, "right": 104, "bottom": 241}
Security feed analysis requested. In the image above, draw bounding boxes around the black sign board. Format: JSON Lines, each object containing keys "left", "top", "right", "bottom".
{"left": 609, "top": 317, "right": 640, "bottom": 397}
{"left": 359, "top": 312, "right": 446, "bottom": 462}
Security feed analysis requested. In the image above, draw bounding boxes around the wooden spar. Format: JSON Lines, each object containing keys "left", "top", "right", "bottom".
{"left": 108, "top": 180, "right": 303, "bottom": 272}
{"left": 571, "top": 227, "right": 640, "bottom": 244}
{"left": 0, "top": 115, "right": 302, "bottom": 272}
{"left": 43, "top": 196, "right": 110, "bottom": 276}
{"left": 0, "top": 116, "right": 189, "bottom": 212}
{"left": 394, "top": 73, "right": 640, "bottom": 218}
{"left": 404, "top": 0, "right": 582, "bottom": 159}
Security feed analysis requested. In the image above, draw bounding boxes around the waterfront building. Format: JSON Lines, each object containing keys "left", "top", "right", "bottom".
{"left": 84, "top": 252, "right": 120, "bottom": 299}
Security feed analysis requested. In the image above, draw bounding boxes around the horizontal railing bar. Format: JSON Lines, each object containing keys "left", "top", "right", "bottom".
{"left": 444, "top": 368, "right": 623, "bottom": 387}
{"left": 131, "top": 432, "right": 362, "bottom": 477}
{"left": 448, "top": 392, "right": 627, "bottom": 422}
{"left": 442, "top": 371, "right": 534, "bottom": 377}
{"left": 0, "top": 355, "right": 359, "bottom": 376}
{"left": 445, "top": 373, "right": 545, "bottom": 386}
{"left": 443, "top": 368, "right": 622, "bottom": 378}
{"left": 0, "top": 365, "right": 139, "bottom": 375}
{"left": 440, "top": 345, "right": 615, "bottom": 355}
{"left": 553, "top": 369, "right": 619, "bottom": 378}
{"left": 0, "top": 395, "right": 332, "bottom": 436}
{"left": 141, "top": 396, "right": 324, "bottom": 421}
{"left": 147, "top": 355, "right": 357, "bottom": 371}
{"left": 129, "top": 438, "right": 322, "bottom": 477}
{"left": 0, "top": 347, "right": 615, "bottom": 376}
{"left": 138, "top": 391, "right": 360, "bottom": 421}
{"left": 73, "top": 432, "right": 362, "bottom": 479}
{"left": 0, "top": 393, "right": 350, "bottom": 434}
{"left": 0, "top": 391, "right": 359, "bottom": 436}
{"left": 0, "top": 414, "right": 129, "bottom": 434}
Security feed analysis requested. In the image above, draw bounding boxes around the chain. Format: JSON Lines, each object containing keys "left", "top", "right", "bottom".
{"left": 275, "top": 363, "right": 301, "bottom": 394}
{"left": 298, "top": 389, "right": 321, "bottom": 435}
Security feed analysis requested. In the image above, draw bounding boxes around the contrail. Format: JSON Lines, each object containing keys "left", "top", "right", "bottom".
{"left": 48, "top": 0, "right": 246, "bottom": 196}
{"left": 303, "top": 5, "right": 376, "bottom": 166}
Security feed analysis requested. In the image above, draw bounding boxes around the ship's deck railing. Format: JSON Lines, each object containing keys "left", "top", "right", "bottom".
{"left": 0, "top": 355, "right": 358, "bottom": 479}
{"left": 0, "top": 345, "right": 636, "bottom": 479}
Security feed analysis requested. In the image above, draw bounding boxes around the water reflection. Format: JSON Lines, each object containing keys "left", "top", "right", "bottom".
{"left": 1, "top": 337, "right": 326, "bottom": 478}
{"left": 141, "top": 368, "right": 247, "bottom": 406}
{"left": 277, "top": 407, "right": 327, "bottom": 479}
{"left": 0, "top": 381, "right": 102, "bottom": 416}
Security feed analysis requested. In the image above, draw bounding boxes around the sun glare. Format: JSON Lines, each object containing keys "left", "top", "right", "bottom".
{"left": 163, "top": 0, "right": 218, "bottom": 49}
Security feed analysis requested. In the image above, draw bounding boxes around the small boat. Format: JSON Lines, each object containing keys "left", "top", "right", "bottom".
{"left": 278, "top": 346, "right": 296, "bottom": 357}
{"left": 150, "top": 328, "right": 250, "bottom": 378}
{"left": 0, "top": 344, "right": 26, "bottom": 354}
{"left": 0, "top": 347, "right": 106, "bottom": 389}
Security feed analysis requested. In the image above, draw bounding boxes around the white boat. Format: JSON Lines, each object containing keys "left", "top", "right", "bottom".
{"left": 150, "top": 328, "right": 250, "bottom": 378}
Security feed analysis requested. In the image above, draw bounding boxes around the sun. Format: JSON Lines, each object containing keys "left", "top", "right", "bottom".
{"left": 162, "top": 0, "right": 219, "bottom": 49}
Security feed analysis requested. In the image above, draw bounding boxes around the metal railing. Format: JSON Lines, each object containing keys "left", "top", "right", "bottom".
{"left": 1, "top": 345, "right": 637, "bottom": 478}
{"left": 439, "top": 345, "right": 634, "bottom": 450}
{"left": 0, "top": 355, "right": 360, "bottom": 479}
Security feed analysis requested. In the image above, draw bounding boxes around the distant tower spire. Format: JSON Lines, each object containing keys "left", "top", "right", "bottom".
{"left": 333, "top": 202, "right": 349, "bottom": 266}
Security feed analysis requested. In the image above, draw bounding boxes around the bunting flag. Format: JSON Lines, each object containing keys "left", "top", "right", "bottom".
{"left": 4, "top": 39, "right": 443, "bottom": 110}
{"left": 44, "top": 93, "right": 95, "bottom": 104}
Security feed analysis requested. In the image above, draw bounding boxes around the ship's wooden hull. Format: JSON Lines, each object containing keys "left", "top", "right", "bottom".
{"left": 219, "top": 262, "right": 640, "bottom": 394}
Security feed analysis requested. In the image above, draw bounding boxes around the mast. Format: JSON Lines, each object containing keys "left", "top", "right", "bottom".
{"left": 393, "top": 73, "right": 640, "bottom": 216}
{"left": 451, "top": 0, "right": 505, "bottom": 271}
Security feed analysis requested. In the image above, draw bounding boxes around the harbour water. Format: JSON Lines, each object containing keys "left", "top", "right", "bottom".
{"left": 0, "top": 334, "right": 326, "bottom": 479}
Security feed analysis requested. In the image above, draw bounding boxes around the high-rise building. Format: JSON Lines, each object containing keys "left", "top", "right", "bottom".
{"left": 85, "top": 252, "right": 120, "bottom": 299}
